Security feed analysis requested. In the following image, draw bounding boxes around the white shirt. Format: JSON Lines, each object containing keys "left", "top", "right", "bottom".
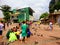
{"left": 49, "top": 22, "right": 53, "bottom": 26}
{"left": 50, "top": 22, "right": 52, "bottom": 25}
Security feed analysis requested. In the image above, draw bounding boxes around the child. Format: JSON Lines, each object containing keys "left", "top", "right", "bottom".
{"left": 16, "top": 26, "right": 19, "bottom": 29}
{"left": 15, "top": 30, "right": 20, "bottom": 39}
{"left": 49, "top": 21, "right": 53, "bottom": 31}
{"left": 12, "top": 27, "right": 17, "bottom": 32}
{"left": 27, "top": 28, "right": 31, "bottom": 38}
{"left": 8, "top": 27, "right": 18, "bottom": 42}
{"left": 26, "top": 20, "right": 31, "bottom": 38}
{"left": 9, "top": 31, "right": 17, "bottom": 42}
{"left": 21, "top": 21, "right": 28, "bottom": 42}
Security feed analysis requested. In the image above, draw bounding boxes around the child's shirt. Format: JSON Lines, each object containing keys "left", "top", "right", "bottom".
{"left": 49, "top": 22, "right": 53, "bottom": 26}
{"left": 15, "top": 31, "right": 20, "bottom": 35}
{"left": 9, "top": 32, "right": 17, "bottom": 42}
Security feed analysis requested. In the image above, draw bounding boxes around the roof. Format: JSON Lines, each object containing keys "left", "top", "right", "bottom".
{"left": 17, "top": 7, "right": 35, "bottom": 13}
{"left": 28, "top": 7, "right": 35, "bottom": 13}
{"left": 40, "top": 18, "right": 49, "bottom": 20}
{"left": 10, "top": 7, "right": 34, "bottom": 16}
{"left": 49, "top": 11, "right": 60, "bottom": 16}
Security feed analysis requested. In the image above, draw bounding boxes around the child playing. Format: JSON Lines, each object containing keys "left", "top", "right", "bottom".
{"left": 9, "top": 31, "right": 17, "bottom": 42}
{"left": 21, "top": 21, "right": 28, "bottom": 42}
{"left": 27, "top": 28, "right": 31, "bottom": 38}
{"left": 8, "top": 27, "right": 18, "bottom": 42}
{"left": 49, "top": 21, "right": 53, "bottom": 31}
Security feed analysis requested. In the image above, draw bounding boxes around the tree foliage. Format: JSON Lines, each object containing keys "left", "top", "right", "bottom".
{"left": 40, "top": 12, "right": 49, "bottom": 19}
{"left": 0, "top": 5, "right": 11, "bottom": 21}
{"left": 54, "top": 2, "right": 60, "bottom": 10}
{"left": 49, "top": 0, "right": 60, "bottom": 13}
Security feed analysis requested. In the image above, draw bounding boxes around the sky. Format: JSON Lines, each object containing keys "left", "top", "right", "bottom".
{"left": 0, "top": 0, "right": 51, "bottom": 20}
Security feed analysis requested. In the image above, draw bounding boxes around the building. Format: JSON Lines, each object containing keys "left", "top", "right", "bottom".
{"left": 10, "top": 7, "right": 34, "bottom": 23}
{"left": 49, "top": 10, "right": 60, "bottom": 23}
{"left": 49, "top": 0, "right": 60, "bottom": 24}
{"left": 40, "top": 18, "right": 49, "bottom": 24}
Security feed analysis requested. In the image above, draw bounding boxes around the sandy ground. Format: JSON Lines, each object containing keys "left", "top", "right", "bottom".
{"left": 1, "top": 22, "right": 60, "bottom": 45}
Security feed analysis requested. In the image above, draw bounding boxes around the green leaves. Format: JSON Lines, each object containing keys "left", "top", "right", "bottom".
{"left": 49, "top": 0, "right": 60, "bottom": 13}
{"left": 1, "top": 5, "right": 11, "bottom": 12}
{"left": 54, "top": 2, "right": 60, "bottom": 10}
{"left": 0, "top": 5, "right": 11, "bottom": 21}
{"left": 40, "top": 12, "right": 49, "bottom": 19}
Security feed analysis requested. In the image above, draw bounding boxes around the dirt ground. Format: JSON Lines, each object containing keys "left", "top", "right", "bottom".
{"left": 1, "top": 22, "right": 60, "bottom": 45}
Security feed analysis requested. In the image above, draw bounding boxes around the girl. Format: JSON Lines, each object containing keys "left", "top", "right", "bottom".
{"left": 21, "top": 21, "right": 28, "bottom": 42}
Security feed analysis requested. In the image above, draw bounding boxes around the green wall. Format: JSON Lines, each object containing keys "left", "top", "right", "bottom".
{"left": 17, "top": 7, "right": 30, "bottom": 22}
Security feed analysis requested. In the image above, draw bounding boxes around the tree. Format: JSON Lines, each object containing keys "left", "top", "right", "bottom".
{"left": 54, "top": 1, "right": 60, "bottom": 10}
{"left": 0, "top": 5, "right": 11, "bottom": 22}
{"left": 40, "top": 12, "right": 49, "bottom": 19}
{"left": 49, "top": 0, "right": 55, "bottom": 13}
{"left": 49, "top": 0, "right": 60, "bottom": 13}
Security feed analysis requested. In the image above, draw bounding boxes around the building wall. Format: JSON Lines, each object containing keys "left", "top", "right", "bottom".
{"left": 57, "top": 15, "right": 60, "bottom": 23}
{"left": 29, "top": 15, "right": 34, "bottom": 21}
{"left": 49, "top": 15, "right": 55, "bottom": 23}
{"left": 17, "top": 8, "right": 29, "bottom": 22}
{"left": 11, "top": 7, "right": 34, "bottom": 22}
{"left": 17, "top": 8, "right": 33, "bottom": 22}
{"left": 49, "top": 14, "right": 60, "bottom": 24}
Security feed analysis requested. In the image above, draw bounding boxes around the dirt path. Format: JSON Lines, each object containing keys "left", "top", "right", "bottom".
{"left": 1, "top": 23, "right": 60, "bottom": 45}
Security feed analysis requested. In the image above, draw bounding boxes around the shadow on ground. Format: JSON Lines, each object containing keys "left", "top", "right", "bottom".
{"left": 50, "top": 36, "right": 60, "bottom": 40}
